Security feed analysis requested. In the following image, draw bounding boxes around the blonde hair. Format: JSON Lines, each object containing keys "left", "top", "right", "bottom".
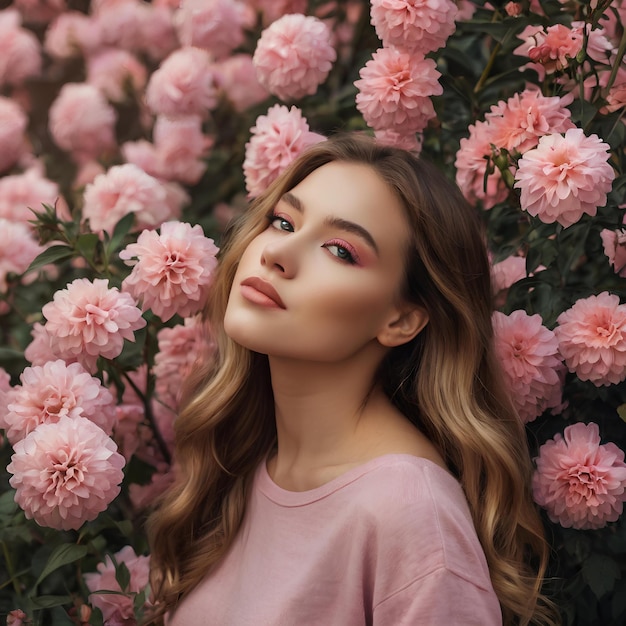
{"left": 147, "top": 134, "right": 557, "bottom": 625}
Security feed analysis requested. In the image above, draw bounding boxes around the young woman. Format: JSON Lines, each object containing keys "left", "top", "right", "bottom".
{"left": 148, "top": 134, "right": 555, "bottom": 625}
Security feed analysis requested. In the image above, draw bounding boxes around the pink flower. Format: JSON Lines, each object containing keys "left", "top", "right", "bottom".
{"left": 44, "top": 11, "right": 102, "bottom": 59}
{"left": 493, "top": 310, "right": 564, "bottom": 423}
{"left": 243, "top": 104, "right": 326, "bottom": 197}
{"left": 0, "top": 219, "right": 43, "bottom": 293}
{"left": 137, "top": 3, "right": 179, "bottom": 62}
{"left": 120, "top": 221, "right": 219, "bottom": 322}
{"left": 375, "top": 128, "right": 423, "bottom": 153}
{"left": 42, "top": 278, "right": 146, "bottom": 373}
{"left": 0, "top": 9, "right": 42, "bottom": 88}
{"left": 555, "top": 292, "right": 626, "bottom": 386}
{"left": 514, "top": 129, "right": 615, "bottom": 228}
{"left": 214, "top": 53, "right": 269, "bottom": 112}
{"left": 48, "top": 83, "right": 117, "bottom": 164}
{"left": 454, "top": 120, "right": 509, "bottom": 209}
{"left": 0, "top": 96, "right": 28, "bottom": 174}
{"left": 145, "top": 46, "right": 218, "bottom": 118}
{"left": 0, "top": 166, "right": 61, "bottom": 223}
{"left": 355, "top": 47, "right": 442, "bottom": 133}
{"left": 604, "top": 82, "right": 626, "bottom": 114}
{"left": 485, "top": 89, "right": 575, "bottom": 154}
{"left": 13, "top": 0, "right": 66, "bottom": 24}
{"left": 84, "top": 545, "right": 151, "bottom": 623}
{"left": 533, "top": 422, "right": 626, "bottom": 529}
{"left": 491, "top": 255, "right": 527, "bottom": 293}
{"left": 92, "top": 0, "right": 145, "bottom": 52}
{"left": 86, "top": 48, "right": 147, "bottom": 103}
{"left": 253, "top": 14, "right": 336, "bottom": 101}
{"left": 370, "top": 0, "right": 458, "bottom": 54}
{"left": 6, "top": 609, "right": 27, "bottom": 626}
{"left": 7, "top": 415, "right": 125, "bottom": 530}
{"left": 82, "top": 164, "right": 172, "bottom": 235}
{"left": 251, "top": 0, "right": 307, "bottom": 25}
{"left": 4, "top": 360, "right": 116, "bottom": 445}
{"left": 154, "top": 316, "right": 214, "bottom": 409}
{"left": 24, "top": 322, "right": 59, "bottom": 366}
{"left": 129, "top": 463, "right": 174, "bottom": 511}
{"left": 175, "top": 0, "right": 247, "bottom": 59}
{"left": 600, "top": 229, "right": 626, "bottom": 278}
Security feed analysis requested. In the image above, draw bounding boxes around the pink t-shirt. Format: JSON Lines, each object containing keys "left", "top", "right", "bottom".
{"left": 168, "top": 454, "right": 502, "bottom": 625}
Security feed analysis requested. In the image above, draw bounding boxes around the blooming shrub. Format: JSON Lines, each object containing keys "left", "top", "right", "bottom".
{"left": 0, "top": 0, "right": 625, "bottom": 624}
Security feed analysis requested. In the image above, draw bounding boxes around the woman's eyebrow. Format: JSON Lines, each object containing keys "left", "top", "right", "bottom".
{"left": 280, "top": 192, "right": 379, "bottom": 255}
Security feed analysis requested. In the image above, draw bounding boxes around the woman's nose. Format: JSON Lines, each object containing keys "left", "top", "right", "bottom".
{"left": 260, "top": 238, "right": 297, "bottom": 278}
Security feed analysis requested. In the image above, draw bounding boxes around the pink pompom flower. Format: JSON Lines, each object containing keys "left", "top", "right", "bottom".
{"left": 514, "top": 128, "right": 615, "bottom": 228}
{"left": 13, "top": 0, "right": 67, "bottom": 24}
{"left": 355, "top": 47, "right": 442, "bottom": 133}
{"left": 555, "top": 292, "right": 626, "bottom": 386}
{"left": 0, "top": 167, "right": 61, "bottom": 224}
{"left": 533, "top": 422, "right": 626, "bottom": 530}
{"left": 370, "top": 0, "right": 458, "bottom": 54}
{"left": 42, "top": 278, "right": 146, "bottom": 373}
{"left": 253, "top": 13, "right": 336, "bottom": 101}
{"left": 48, "top": 83, "right": 117, "bottom": 164}
{"left": 4, "top": 360, "right": 116, "bottom": 445}
{"left": 86, "top": 48, "right": 147, "bottom": 103}
{"left": 243, "top": 104, "right": 326, "bottom": 197}
{"left": 493, "top": 310, "right": 564, "bottom": 423}
{"left": 7, "top": 415, "right": 125, "bottom": 530}
{"left": 0, "top": 9, "right": 42, "bottom": 88}
{"left": 43, "top": 11, "right": 102, "bottom": 59}
{"left": 120, "top": 221, "right": 219, "bottom": 322}
{"left": 175, "top": 0, "right": 247, "bottom": 59}
{"left": 214, "top": 54, "right": 269, "bottom": 112}
{"left": 0, "top": 219, "right": 44, "bottom": 293}
{"left": 0, "top": 96, "right": 28, "bottom": 174}
{"left": 145, "top": 46, "right": 218, "bottom": 118}
{"left": 23, "top": 322, "right": 58, "bottom": 366}
{"left": 84, "top": 545, "right": 151, "bottom": 623}
{"left": 600, "top": 229, "right": 626, "bottom": 278}
{"left": 82, "top": 163, "right": 172, "bottom": 235}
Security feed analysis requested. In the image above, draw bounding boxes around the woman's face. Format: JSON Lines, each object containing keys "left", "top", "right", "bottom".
{"left": 224, "top": 161, "right": 417, "bottom": 363}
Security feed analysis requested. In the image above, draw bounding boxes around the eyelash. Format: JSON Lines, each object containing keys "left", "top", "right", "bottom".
{"left": 266, "top": 211, "right": 360, "bottom": 265}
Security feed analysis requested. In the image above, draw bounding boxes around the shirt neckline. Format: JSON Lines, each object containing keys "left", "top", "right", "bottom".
{"left": 257, "top": 453, "right": 457, "bottom": 507}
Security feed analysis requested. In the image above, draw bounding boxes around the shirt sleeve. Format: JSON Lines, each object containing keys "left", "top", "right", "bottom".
{"left": 372, "top": 566, "right": 503, "bottom": 626}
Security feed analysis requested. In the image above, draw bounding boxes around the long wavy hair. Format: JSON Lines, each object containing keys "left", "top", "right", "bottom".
{"left": 147, "top": 134, "right": 556, "bottom": 625}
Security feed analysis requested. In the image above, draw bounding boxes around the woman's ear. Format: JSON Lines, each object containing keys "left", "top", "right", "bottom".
{"left": 376, "top": 305, "right": 429, "bottom": 348}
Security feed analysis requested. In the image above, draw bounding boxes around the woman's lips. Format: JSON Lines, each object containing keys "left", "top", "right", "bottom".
{"left": 240, "top": 277, "right": 286, "bottom": 309}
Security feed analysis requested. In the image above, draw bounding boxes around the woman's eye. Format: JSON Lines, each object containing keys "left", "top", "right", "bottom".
{"left": 326, "top": 244, "right": 356, "bottom": 264}
{"left": 270, "top": 216, "right": 293, "bottom": 232}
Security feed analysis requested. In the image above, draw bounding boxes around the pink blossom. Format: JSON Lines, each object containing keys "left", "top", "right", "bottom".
{"left": 370, "top": 0, "right": 457, "bottom": 54}
{"left": 13, "top": 0, "right": 66, "bottom": 24}
{"left": 43, "top": 11, "right": 102, "bottom": 59}
{"left": 491, "top": 255, "right": 527, "bottom": 293}
{"left": 0, "top": 167, "right": 61, "bottom": 223}
{"left": 6, "top": 609, "right": 27, "bottom": 626}
{"left": 214, "top": 54, "right": 269, "bottom": 112}
{"left": 0, "top": 9, "right": 42, "bottom": 88}
{"left": 123, "top": 119, "right": 210, "bottom": 186}
{"left": 73, "top": 161, "right": 106, "bottom": 189}
{"left": 570, "top": 21, "right": 613, "bottom": 64}
{"left": 120, "top": 222, "right": 219, "bottom": 322}
{"left": 253, "top": 14, "right": 336, "bottom": 101}
{"left": 48, "top": 83, "right": 117, "bottom": 164}
{"left": 42, "top": 278, "right": 146, "bottom": 373}
{"left": 514, "top": 129, "right": 615, "bottom": 228}
{"left": 485, "top": 89, "right": 575, "bottom": 154}
{"left": 154, "top": 316, "right": 214, "bottom": 409}
{"left": 82, "top": 164, "right": 171, "bottom": 235}
{"left": 251, "top": 0, "right": 307, "bottom": 25}
{"left": 555, "top": 292, "right": 626, "bottom": 386}
{"left": 243, "top": 104, "right": 326, "bottom": 197}
{"left": 604, "top": 82, "right": 626, "bottom": 114}
{"left": 145, "top": 47, "right": 218, "bottom": 118}
{"left": 92, "top": 0, "right": 145, "bottom": 52}
{"left": 355, "top": 47, "right": 442, "bottom": 133}
{"left": 533, "top": 422, "right": 626, "bottom": 529}
{"left": 493, "top": 310, "right": 564, "bottom": 423}
{"left": 0, "top": 96, "right": 28, "bottom": 174}
{"left": 84, "top": 545, "right": 151, "bottom": 623}
{"left": 7, "top": 415, "right": 125, "bottom": 530}
{"left": 454, "top": 120, "right": 509, "bottom": 209}
{"left": 129, "top": 463, "right": 174, "bottom": 511}
{"left": 0, "top": 219, "right": 43, "bottom": 292}
{"left": 24, "top": 322, "right": 59, "bottom": 366}
{"left": 175, "top": 0, "right": 247, "bottom": 59}
{"left": 504, "top": 1, "right": 522, "bottom": 16}
{"left": 137, "top": 3, "right": 179, "bottom": 62}
{"left": 86, "top": 48, "right": 147, "bottom": 103}
{"left": 375, "top": 128, "right": 423, "bottom": 153}
{"left": 4, "top": 360, "right": 116, "bottom": 445}
{"left": 600, "top": 229, "right": 626, "bottom": 278}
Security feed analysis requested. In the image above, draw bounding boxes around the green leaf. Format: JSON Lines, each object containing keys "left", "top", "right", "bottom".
{"left": 30, "top": 594, "right": 73, "bottom": 609}
{"left": 115, "top": 561, "right": 131, "bottom": 592}
{"left": 75, "top": 233, "right": 101, "bottom": 263}
{"left": 581, "top": 553, "right": 620, "bottom": 600}
{"left": 25, "top": 245, "right": 74, "bottom": 274}
{"left": 618, "top": 404, "right": 626, "bottom": 423}
{"left": 33, "top": 543, "right": 89, "bottom": 588}
{"left": 0, "top": 491, "right": 18, "bottom": 517}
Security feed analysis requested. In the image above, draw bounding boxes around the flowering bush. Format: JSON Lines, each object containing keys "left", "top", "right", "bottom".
{"left": 0, "top": 0, "right": 625, "bottom": 624}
